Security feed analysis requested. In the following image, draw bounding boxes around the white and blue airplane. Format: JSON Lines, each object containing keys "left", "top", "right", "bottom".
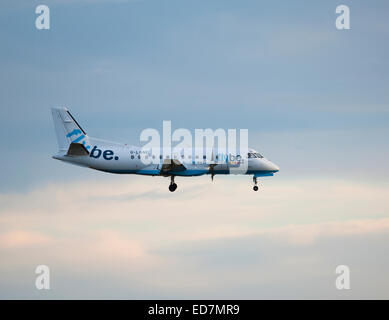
{"left": 51, "top": 107, "right": 279, "bottom": 192}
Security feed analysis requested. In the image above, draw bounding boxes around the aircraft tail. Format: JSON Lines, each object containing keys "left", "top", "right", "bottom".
{"left": 51, "top": 107, "right": 91, "bottom": 154}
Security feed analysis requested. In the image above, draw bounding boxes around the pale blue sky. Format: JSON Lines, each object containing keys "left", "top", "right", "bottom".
{"left": 0, "top": 0, "right": 388, "bottom": 191}
{"left": 0, "top": 0, "right": 389, "bottom": 299}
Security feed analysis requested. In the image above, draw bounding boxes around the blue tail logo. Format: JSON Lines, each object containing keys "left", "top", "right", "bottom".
{"left": 66, "top": 129, "right": 90, "bottom": 150}
{"left": 66, "top": 129, "right": 82, "bottom": 138}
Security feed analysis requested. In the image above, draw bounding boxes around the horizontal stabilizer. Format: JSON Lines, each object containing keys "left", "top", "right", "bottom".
{"left": 66, "top": 143, "right": 90, "bottom": 156}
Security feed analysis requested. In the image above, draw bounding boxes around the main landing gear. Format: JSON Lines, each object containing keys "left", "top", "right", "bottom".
{"left": 169, "top": 176, "right": 177, "bottom": 192}
{"left": 253, "top": 176, "right": 259, "bottom": 191}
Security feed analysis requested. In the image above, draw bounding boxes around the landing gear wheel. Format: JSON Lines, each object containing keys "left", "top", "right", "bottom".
{"left": 169, "top": 182, "right": 177, "bottom": 192}
{"left": 253, "top": 176, "right": 259, "bottom": 191}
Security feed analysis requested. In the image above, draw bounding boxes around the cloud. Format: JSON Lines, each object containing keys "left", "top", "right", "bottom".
{"left": 1, "top": 176, "right": 388, "bottom": 238}
{"left": 1, "top": 176, "right": 389, "bottom": 298}
{"left": 259, "top": 218, "right": 389, "bottom": 246}
{"left": 0, "top": 230, "right": 51, "bottom": 249}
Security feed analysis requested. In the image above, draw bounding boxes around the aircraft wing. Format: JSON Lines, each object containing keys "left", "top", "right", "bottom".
{"left": 161, "top": 159, "right": 187, "bottom": 173}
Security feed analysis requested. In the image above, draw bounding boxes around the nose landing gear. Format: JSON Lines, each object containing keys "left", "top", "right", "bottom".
{"left": 169, "top": 176, "right": 177, "bottom": 192}
{"left": 253, "top": 176, "right": 259, "bottom": 191}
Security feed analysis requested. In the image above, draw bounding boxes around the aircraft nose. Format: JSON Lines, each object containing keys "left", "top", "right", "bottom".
{"left": 269, "top": 161, "right": 279, "bottom": 172}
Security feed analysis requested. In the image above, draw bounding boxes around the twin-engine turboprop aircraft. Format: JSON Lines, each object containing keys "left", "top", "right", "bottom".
{"left": 51, "top": 107, "right": 279, "bottom": 192}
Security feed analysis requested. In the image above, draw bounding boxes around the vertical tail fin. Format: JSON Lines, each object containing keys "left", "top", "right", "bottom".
{"left": 51, "top": 107, "right": 91, "bottom": 154}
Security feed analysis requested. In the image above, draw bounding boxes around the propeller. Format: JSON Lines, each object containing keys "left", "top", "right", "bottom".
{"left": 209, "top": 150, "right": 216, "bottom": 181}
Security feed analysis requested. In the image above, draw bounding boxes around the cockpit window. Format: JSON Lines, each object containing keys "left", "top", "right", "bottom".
{"left": 248, "top": 152, "right": 263, "bottom": 159}
{"left": 248, "top": 152, "right": 264, "bottom": 158}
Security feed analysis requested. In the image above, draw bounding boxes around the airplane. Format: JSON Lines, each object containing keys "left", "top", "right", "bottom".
{"left": 51, "top": 107, "right": 279, "bottom": 192}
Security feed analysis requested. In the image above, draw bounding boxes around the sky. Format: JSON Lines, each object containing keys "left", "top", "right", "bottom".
{"left": 0, "top": 0, "right": 389, "bottom": 299}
